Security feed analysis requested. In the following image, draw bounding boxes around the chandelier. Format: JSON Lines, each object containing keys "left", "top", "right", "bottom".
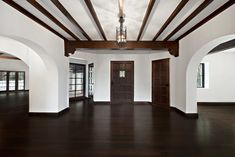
{"left": 116, "top": 0, "right": 127, "bottom": 46}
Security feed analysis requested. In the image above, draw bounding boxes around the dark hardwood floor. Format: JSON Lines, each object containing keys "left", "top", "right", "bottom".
{"left": 0, "top": 92, "right": 235, "bottom": 157}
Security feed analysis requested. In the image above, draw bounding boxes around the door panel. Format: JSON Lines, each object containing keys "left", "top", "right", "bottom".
{"left": 152, "top": 59, "right": 170, "bottom": 108}
{"left": 111, "top": 61, "right": 134, "bottom": 103}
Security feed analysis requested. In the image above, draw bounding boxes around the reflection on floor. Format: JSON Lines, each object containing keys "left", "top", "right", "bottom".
{"left": 0, "top": 92, "right": 235, "bottom": 157}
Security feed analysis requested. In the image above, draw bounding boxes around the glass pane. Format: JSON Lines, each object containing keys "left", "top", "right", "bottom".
{"left": 69, "top": 85, "right": 75, "bottom": 91}
{"left": 69, "top": 64, "right": 76, "bottom": 78}
{"left": 119, "top": 70, "right": 125, "bottom": 78}
{"left": 76, "top": 90, "right": 83, "bottom": 97}
{"left": 0, "top": 72, "right": 7, "bottom": 91}
{"left": 197, "top": 63, "right": 204, "bottom": 88}
{"left": 18, "top": 72, "right": 25, "bottom": 90}
{"left": 9, "top": 72, "right": 16, "bottom": 91}
{"left": 76, "top": 85, "right": 83, "bottom": 90}
{"left": 76, "top": 72, "right": 83, "bottom": 78}
{"left": 69, "top": 91, "right": 75, "bottom": 98}
{"left": 76, "top": 78, "right": 82, "bottom": 84}
{"left": 69, "top": 79, "right": 75, "bottom": 84}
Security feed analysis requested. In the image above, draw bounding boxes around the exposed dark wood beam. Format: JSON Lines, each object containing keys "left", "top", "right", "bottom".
{"left": 2, "top": 0, "right": 66, "bottom": 40}
{"left": 65, "top": 41, "right": 179, "bottom": 57}
{"left": 164, "top": 0, "right": 213, "bottom": 41}
{"left": 137, "top": 0, "right": 156, "bottom": 41}
{"left": 84, "top": 0, "right": 107, "bottom": 41}
{"left": 26, "top": 0, "right": 80, "bottom": 40}
{"left": 152, "top": 0, "right": 189, "bottom": 41}
{"left": 51, "top": 0, "right": 92, "bottom": 41}
{"left": 177, "top": 0, "right": 235, "bottom": 41}
{"left": 0, "top": 56, "right": 20, "bottom": 60}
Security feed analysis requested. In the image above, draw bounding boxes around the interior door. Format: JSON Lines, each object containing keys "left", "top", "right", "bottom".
{"left": 111, "top": 61, "right": 134, "bottom": 103}
{"left": 152, "top": 59, "right": 170, "bottom": 109}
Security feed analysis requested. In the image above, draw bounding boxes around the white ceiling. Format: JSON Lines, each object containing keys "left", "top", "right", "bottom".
{"left": 13, "top": 0, "right": 230, "bottom": 41}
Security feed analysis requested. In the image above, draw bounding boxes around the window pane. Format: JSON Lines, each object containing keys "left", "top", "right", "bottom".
{"left": 76, "top": 85, "right": 83, "bottom": 90}
{"left": 76, "top": 78, "right": 83, "bottom": 84}
{"left": 9, "top": 72, "right": 16, "bottom": 91}
{"left": 197, "top": 63, "right": 204, "bottom": 88}
{"left": 18, "top": 72, "right": 25, "bottom": 90}
{"left": 69, "top": 79, "right": 75, "bottom": 84}
{"left": 69, "top": 85, "right": 76, "bottom": 91}
{"left": 76, "top": 90, "right": 83, "bottom": 97}
{"left": 69, "top": 91, "right": 75, "bottom": 98}
{"left": 0, "top": 72, "right": 7, "bottom": 91}
{"left": 76, "top": 72, "right": 83, "bottom": 78}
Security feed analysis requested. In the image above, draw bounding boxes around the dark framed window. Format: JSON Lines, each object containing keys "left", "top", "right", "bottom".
{"left": 197, "top": 63, "right": 205, "bottom": 88}
{"left": 0, "top": 71, "right": 25, "bottom": 92}
{"left": 88, "top": 63, "right": 94, "bottom": 97}
{"left": 69, "top": 63, "right": 86, "bottom": 100}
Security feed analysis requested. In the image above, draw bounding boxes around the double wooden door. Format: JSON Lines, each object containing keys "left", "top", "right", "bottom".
{"left": 152, "top": 59, "right": 170, "bottom": 108}
{"left": 111, "top": 61, "right": 134, "bottom": 103}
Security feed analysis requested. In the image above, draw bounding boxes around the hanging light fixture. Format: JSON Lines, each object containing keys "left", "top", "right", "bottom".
{"left": 116, "top": 0, "right": 127, "bottom": 46}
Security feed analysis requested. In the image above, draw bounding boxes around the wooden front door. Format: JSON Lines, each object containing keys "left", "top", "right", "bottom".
{"left": 152, "top": 59, "right": 170, "bottom": 108}
{"left": 111, "top": 61, "right": 134, "bottom": 103}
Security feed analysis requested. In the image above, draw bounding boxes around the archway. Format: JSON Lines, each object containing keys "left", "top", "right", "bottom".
{"left": 0, "top": 36, "right": 60, "bottom": 113}
{"left": 186, "top": 34, "right": 235, "bottom": 113}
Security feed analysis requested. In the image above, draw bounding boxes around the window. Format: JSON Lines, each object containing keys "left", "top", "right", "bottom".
{"left": 18, "top": 72, "right": 25, "bottom": 90}
{"left": 0, "top": 72, "right": 7, "bottom": 91}
{"left": 197, "top": 63, "right": 205, "bottom": 88}
{"left": 0, "top": 71, "right": 25, "bottom": 92}
{"left": 88, "top": 63, "right": 94, "bottom": 97}
{"left": 69, "top": 63, "right": 85, "bottom": 99}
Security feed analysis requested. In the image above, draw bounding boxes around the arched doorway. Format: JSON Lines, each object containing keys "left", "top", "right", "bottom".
{"left": 0, "top": 36, "right": 60, "bottom": 113}
{"left": 186, "top": 34, "right": 235, "bottom": 114}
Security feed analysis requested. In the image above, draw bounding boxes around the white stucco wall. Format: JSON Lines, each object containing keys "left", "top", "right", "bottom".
{"left": 197, "top": 48, "right": 235, "bottom": 102}
{"left": 0, "top": 1, "right": 69, "bottom": 113}
{"left": 0, "top": 58, "right": 29, "bottom": 90}
{"left": 177, "top": 4, "right": 235, "bottom": 113}
{"left": 72, "top": 50, "right": 177, "bottom": 106}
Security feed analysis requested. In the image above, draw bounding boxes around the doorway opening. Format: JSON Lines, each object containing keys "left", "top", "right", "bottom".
{"left": 0, "top": 52, "right": 29, "bottom": 114}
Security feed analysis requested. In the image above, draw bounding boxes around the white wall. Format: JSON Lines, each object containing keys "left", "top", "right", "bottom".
{"left": 72, "top": 50, "right": 176, "bottom": 106}
{"left": 0, "top": 58, "right": 29, "bottom": 90}
{"left": 0, "top": 1, "right": 69, "bottom": 113}
{"left": 177, "top": 4, "right": 235, "bottom": 113}
{"left": 197, "top": 48, "right": 235, "bottom": 102}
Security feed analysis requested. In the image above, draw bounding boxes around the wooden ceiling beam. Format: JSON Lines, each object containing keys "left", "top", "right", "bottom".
{"left": 177, "top": 0, "right": 235, "bottom": 41}
{"left": 2, "top": 0, "right": 66, "bottom": 40}
{"left": 26, "top": 0, "right": 80, "bottom": 41}
{"left": 137, "top": 0, "right": 156, "bottom": 41}
{"left": 164, "top": 0, "right": 213, "bottom": 41}
{"left": 51, "top": 0, "right": 92, "bottom": 41}
{"left": 84, "top": 0, "right": 107, "bottom": 41}
{"left": 152, "top": 0, "right": 189, "bottom": 41}
{"left": 65, "top": 41, "right": 179, "bottom": 57}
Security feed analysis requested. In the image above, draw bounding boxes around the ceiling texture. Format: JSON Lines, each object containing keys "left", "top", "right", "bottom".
{"left": 2, "top": 0, "right": 235, "bottom": 56}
